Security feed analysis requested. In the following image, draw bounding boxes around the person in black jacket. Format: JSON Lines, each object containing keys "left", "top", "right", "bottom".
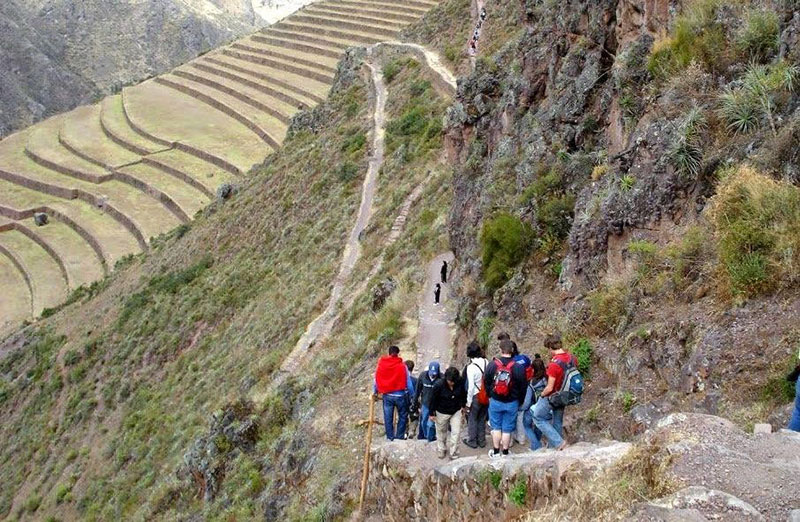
{"left": 484, "top": 339, "right": 528, "bottom": 457}
{"left": 429, "top": 367, "right": 467, "bottom": 459}
{"left": 414, "top": 361, "right": 441, "bottom": 441}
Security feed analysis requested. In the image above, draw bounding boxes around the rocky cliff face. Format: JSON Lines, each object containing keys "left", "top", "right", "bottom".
{"left": 0, "top": 0, "right": 261, "bottom": 138}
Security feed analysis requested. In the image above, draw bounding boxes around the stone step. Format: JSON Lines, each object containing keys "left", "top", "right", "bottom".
{"left": 288, "top": 13, "right": 400, "bottom": 39}
{"left": 0, "top": 229, "right": 68, "bottom": 315}
{"left": 214, "top": 50, "right": 331, "bottom": 102}
{"left": 304, "top": 5, "right": 413, "bottom": 27}
{"left": 117, "top": 162, "right": 210, "bottom": 220}
{"left": 190, "top": 59, "right": 319, "bottom": 111}
{"left": 123, "top": 81, "right": 271, "bottom": 175}
{"left": 154, "top": 75, "right": 284, "bottom": 150}
{"left": 59, "top": 104, "right": 142, "bottom": 170}
{"left": 222, "top": 45, "right": 335, "bottom": 85}
{"left": 229, "top": 39, "right": 339, "bottom": 75}
{"left": 0, "top": 129, "right": 179, "bottom": 248}
{"left": 324, "top": 0, "right": 429, "bottom": 16}
{"left": 10, "top": 216, "right": 106, "bottom": 289}
{"left": 275, "top": 20, "right": 385, "bottom": 45}
{"left": 174, "top": 64, "right": 298, "bottom": 122}
{"left": 0, "top": 180, "right": 139, "bottom": 268}
{"left": 100, "top": 95, "right": 168, "bottom": 157}
{"left": 311, "top": 2, "right": 419, "bottom": 23}
{"left": 265, "top": 27, "right": 361, "bottom": 52}
{"left": 251, "top": 33, "right": 344, "bottom": 60}
{"left": 0, "top": 250, "right": 32, "bottom": 332}
{"left": 141, "top": 148, "right": 234, "bottom": 197}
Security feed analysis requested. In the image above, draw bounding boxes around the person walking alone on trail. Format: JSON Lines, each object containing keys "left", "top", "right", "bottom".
{"left": 434, "top": 283, "right": 441, "bottom": 304}
{"left": 484, "top": 339, "right": 527, "bottom": 457}
{"left": 429, "top": 367, "right": 467, "bottom": 459}
{"left": 374, "top": 345, "right": 415, "bottom": 441}
{"left": 533, "top": 333, "right": 576, "bottom": 450}
{"left": 415, "top": 361, "right": 441, "bottom": 441}
{"left": 788, "top": 358, "right": 800, "bottom": 432}
{"left": 463, "top": 340, "right": 488, "bottom": 449}
{"left": 522, "top": 355, "right": 547, "bottom": 450}
{"left": 441, "top": 260, "right": 448, "bottom": 283}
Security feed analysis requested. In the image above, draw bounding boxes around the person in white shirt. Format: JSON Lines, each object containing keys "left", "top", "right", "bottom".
{"left": 463, "top": 340, "right": 489, "bottom": 448}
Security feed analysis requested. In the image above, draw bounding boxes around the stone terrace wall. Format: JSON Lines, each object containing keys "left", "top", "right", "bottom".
{"left": 368, "top": 440, "right": 632, "bottom": 521}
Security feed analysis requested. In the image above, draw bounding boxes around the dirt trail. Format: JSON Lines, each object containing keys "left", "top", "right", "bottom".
{"left": 414, "top": 252, "right": 456, "bottom": 369}
{"left": 276, "top": 49, "right": 386, "bottom": 381}
{"left": 271, "top": 44, "right": 456, "bottom": 388}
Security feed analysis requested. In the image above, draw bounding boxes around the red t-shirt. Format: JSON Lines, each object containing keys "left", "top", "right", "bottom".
{"left": 546, "top": 352, "right": 576, "bottom": 391}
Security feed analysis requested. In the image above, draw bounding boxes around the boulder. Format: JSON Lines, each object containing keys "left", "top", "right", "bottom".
{"left": 371, "top": 278, "right": 397, "bottom": 311}
{"left": 33, "top": 212, "right": 48, "bottom": 226}
{"left": 216, "top": 183, "right": 236, "bottom": 200}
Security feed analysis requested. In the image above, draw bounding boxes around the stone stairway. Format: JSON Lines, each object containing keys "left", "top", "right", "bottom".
{"left": 0, "top": 0, "right": 441, "bottom": 334}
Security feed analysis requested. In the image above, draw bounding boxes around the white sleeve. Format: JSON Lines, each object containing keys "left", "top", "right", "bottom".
{"left": 466, "top": 363, "right": 478, "bottom": 407}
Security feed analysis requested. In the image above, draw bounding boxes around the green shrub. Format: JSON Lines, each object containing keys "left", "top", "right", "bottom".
{"left": 444, "top": 45, "right": 459, "bottom": 63}
{"left": 477, "top": 469, "right": 503, "bottom": 490}
{"left": 382, "top": 60, "right": 402, "bottom": 83}
{"left": 708, "top": 166, "right": 800, "bottom": 297}
{"left": 620, "top": 174, "right": 636, "bottom": 191}
{"left": 621, "top": 391, "right": 637, "bottom": 413}
{"left": 736, "top": 10, "right": 779, "bottom": 62}
{"left": 571, "top": 338, "right": 593, "bottom": 376}
{"left": 669, "top": 108, "right": 706, "bottom": 178}
{"left": 509, "top": 479, "right": 527, "bottom": 507}
{"left": 588, "top": 284, "right": 630, "bottom": 333}
{"left": 335, "top": 161, "right": 360, "bottom": 183}
{"left": 25, "top": 494, "right": 41, "bottom": 513}
{"left": 477, "top": 316, "right": 496, "bottom": 348}
{"left": 647, "top": 0, "right": 729, "bottom": 79}
{"left": 341, "top": 131, "right": 366, "bottom": 157}
{"left": 63, "top": 349, "right": 81, "bottom": 366}
{"left": 480, "top": 213, "right": 535, "bottom": 289}
{"left": 537, "top": 194, "right": 576, "bottom": 241}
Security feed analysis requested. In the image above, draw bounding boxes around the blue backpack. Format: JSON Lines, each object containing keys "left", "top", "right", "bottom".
{"left": 550, "top": 356, "right": 584, "bottom": 407}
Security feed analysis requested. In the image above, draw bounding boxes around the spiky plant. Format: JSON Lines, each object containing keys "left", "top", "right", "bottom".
{"left": 670, "top": 107, "right": 707, "bottom": 178}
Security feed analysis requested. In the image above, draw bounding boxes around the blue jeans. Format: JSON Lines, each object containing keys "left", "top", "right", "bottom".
{"left": 383, "top": 393, "right": 408, "bottom": 441}
{"left": 533, "top": 396, "right": 565, "bottom": 447}
{"left": 488, "top": 398, "right": 519, "bottom": 433}
{"left": 522, "top": 409, "right": 542, "bottom": 450}
{"left": 790, "top": 379, "right": 800, "bottom": 432}
{"left": 417, "top": 403, "right": 436, "bottom": 441}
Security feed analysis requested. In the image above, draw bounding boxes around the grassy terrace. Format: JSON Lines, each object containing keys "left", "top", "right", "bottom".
{"left": 0, "top": 0, "right": 440, "bottom": 334}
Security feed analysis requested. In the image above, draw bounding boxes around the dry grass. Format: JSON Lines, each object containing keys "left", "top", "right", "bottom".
{"left": 524, "top": 443, "right": 677, "bottom": 521}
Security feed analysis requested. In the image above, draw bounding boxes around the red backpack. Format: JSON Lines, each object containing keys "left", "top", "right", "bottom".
{"left": 492, "top": 358, "right": 516, "bottom": 396}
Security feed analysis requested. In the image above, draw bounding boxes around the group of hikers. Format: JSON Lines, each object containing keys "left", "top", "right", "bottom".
{"left": 373, "top": 332, "right": 584, "bottom": 459}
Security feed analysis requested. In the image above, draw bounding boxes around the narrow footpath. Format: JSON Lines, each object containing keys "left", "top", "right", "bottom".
{"left": 414, "top": 252, "right": 456, "bottom": 369}
{"left": 277, "top": 50, "right": 387, "bottom": 380}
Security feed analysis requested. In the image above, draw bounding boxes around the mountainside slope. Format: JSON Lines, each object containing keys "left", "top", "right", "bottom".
{"left": 0, "top": 0, "right": 439, "bottom": 336}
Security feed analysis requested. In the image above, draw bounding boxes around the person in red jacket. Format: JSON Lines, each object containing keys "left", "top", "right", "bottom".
{"left": 374, "top": 345, "right": 416, "bottom": 441}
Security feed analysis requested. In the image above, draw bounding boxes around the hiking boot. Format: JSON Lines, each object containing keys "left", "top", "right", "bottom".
{"left": 437, "top": 449, "right": 447, "bottom": 459}
{"left": 462, "top": 438, "right": 478, "bottom": 449}
{"left": 449, "top": 452, "right": 460, "bottom": 460}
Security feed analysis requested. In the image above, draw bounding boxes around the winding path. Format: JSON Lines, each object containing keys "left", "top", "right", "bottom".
{"left": 275, "top": 42, "right": 456, "bottom": 383}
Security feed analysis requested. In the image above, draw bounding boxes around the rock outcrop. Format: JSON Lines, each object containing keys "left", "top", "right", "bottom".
{"left": 0, "top": 0, "right": 262, "bottom": 138}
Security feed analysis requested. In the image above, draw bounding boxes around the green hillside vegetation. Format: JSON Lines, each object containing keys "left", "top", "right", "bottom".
{"left": 0, "top": 47, "right": 452, "bottom": 521}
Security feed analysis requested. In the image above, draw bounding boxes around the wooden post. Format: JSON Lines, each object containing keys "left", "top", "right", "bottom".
{"left": 359, "top": 394, "right": 377, "bottom": 513}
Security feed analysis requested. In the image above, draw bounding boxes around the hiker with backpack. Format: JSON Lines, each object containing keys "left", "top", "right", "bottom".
{"left": 532, "top": 333, "right": 584, "bottom": 450}
{"left": 463, "top": 340, "right": 489, "bottom": 449}
{"left": 415, "top": 361, "right": 441, "bottom": 441}
{"left": 484, "top": 339, "right": 528, "bottom": 457}
{"left": 429, "top": 367, "right": 467, "bottom": 459}
{"left": 521, "top": 355, "right": 547, "bottom": 450}
{"left": 374, "top": 345, "right": 416, "bottom": 441}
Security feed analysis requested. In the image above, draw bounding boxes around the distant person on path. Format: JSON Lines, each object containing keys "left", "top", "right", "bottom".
{"left": 406, "top": 360, "right": 419, "bottom": 438}
{"left": 463, "top": 340, "right": 489, "bottom": 448}
{"left": 484, "top": 339, "right": 527, "bottom": 457}
{"left": 441, "top": 260, "right": 448, "bottom": 283}
{"left": 374, "top": 345, "right": 415, "bottom": 441}
{"left": 788, "top": 360, "right": 800, "bottom": 432}
{"left": 429, "top": 367, "right": 467, "bottom": 459}
{"left": 533, "top": 333, "right": 576, "bottom": 450}
{"left": 415, "top": 361, "right": 441, "bottom": 441}
{"left": 522, "top": 355, "right": 547, "bottom": 450}
{"left": 434, "top": 283, "right": 441, "bottom": 304}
